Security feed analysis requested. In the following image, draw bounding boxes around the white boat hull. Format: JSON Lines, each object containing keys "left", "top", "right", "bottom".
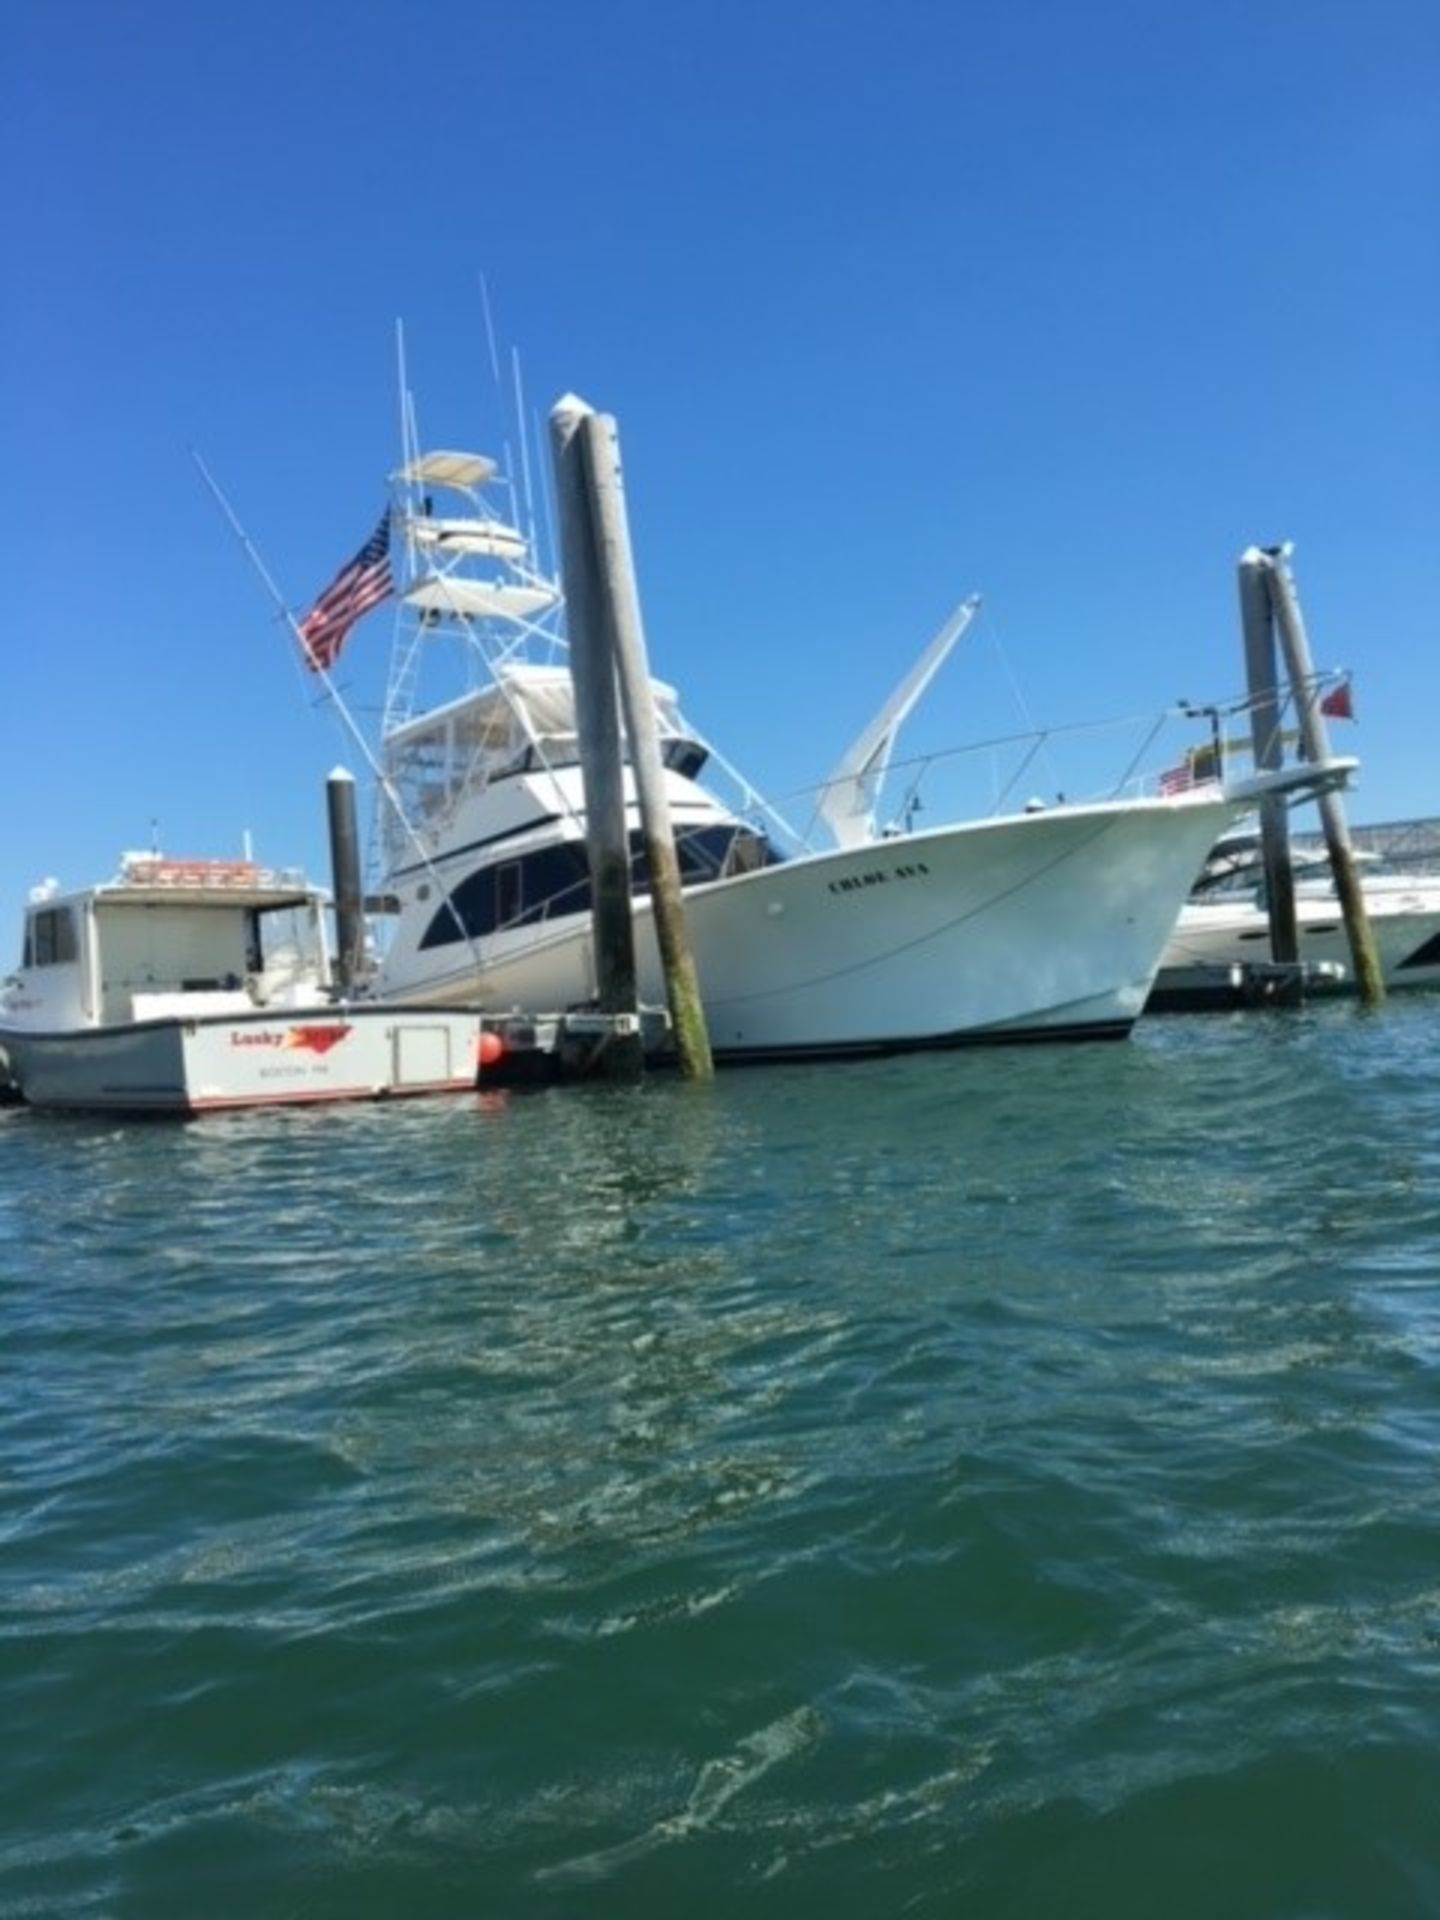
{"left": 378, "top": 795, "right": 1238, "bottom": 1055}
{"left": 0, "top": 1005, "right": 483, "bottom": 1114}
{"left": 1157, "top": 883, "right": 1440, "bottom": 999}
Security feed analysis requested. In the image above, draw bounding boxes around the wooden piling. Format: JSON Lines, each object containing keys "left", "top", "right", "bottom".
{"left": 580, "top": 412, "right": 714, "bottom": 1081}
{"left": 325, "top": 766, "right": 366, "bottom": 994}
{"left": 548, "top": 395, "right": 644, "bottom": 1074}
{"left": 1261, "top": 545, "right": 1385, "bottom": 1007}
{"left": 1237, "top": 551, "right": 1299, "bottom": 965}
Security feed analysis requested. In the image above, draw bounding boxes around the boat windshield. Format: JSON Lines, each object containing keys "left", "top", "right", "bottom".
{"left": 417, "top": 822, "right": 783, "bottom": 951}
{"left": 382, "top": 669, "right": 707, "bottom": 842}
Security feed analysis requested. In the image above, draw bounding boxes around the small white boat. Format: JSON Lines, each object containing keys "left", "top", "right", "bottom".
{"left": 0, "top": 853, "right": 482, "bottom": 1113}
{"left": 1152, "top": 835, "right": 1440, "bottom": 1003}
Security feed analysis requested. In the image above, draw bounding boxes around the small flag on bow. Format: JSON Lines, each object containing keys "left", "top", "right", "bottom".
{"left": 1158, "top": 740, "right": 1222, "bottom": 796}
{"left": 1319, "top": 678, "right": 1354, "bottom": 721}
{"left": 297, "top": 510, "right": 393, "bottom": 672}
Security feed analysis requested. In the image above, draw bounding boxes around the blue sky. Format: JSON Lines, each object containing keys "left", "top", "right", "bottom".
{"left": 3, "top": 0, "right": 1436, "bottom": 930}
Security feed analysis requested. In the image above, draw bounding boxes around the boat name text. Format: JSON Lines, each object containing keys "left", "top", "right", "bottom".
{"left": 228, "top": 1024, "right": 352, "bottom": 1055}
{"left": 828, "top": 861, "right": 930, "bottom": 896}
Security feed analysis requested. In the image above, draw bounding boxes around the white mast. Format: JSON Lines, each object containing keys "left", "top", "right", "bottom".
{"left": 511, "top": 345, "right": 538, "bottom": 561}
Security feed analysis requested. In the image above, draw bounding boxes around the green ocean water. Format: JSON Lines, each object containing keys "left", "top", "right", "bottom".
{"left": 3, "top": 1002, "right": 1439, "bottom": 1919}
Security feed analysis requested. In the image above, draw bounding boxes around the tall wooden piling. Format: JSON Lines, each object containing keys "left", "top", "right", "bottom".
{"left": 325, "top": 766, "right": 366, "bottom": 995}
{"left": 548, "top": 395, "right": 644, "bottom": 1073}
{"left": 581, "top": 411, "right": 714, "bottom": 1081}
{"left": 1237, "top": 551, "right": 1299, "bottom": 965}
{"left": 1260, "top": 545, "right": 1385, "bottom": 1007}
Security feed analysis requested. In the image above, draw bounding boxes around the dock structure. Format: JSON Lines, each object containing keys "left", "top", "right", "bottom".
{"left": 547, "top": 394, "right": 713, "bottom": 1082}
{"left": 477, "top": 1007, "right": 671, "bottom": 1086}
{"left": 549, "top": 395, "right": 642, "bottom": 1074}
{"left": 1238, "top": 553, "right": 1299, "bottom": 965}
{"left": 1238, "top": 544, "right": 1385, "bottom": 1008}
{"left": 579, "top": 409, "right": 713, "bottom": 1082}
{"left": 1147, "top": 958, "right": 1346, "bottom": 1014}
{"left": 1259, "top": 547, "right": 1385, "bottom": 1007}
{"left": 326, "top": 767, "right": 367, "bottom": 994}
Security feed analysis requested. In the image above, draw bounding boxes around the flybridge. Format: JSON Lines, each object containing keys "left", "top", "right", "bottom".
{"left": 373, "top": 435, "right": 572, "bottom": 885}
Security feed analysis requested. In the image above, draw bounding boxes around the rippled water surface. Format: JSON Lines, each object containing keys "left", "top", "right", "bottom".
{"left": 4, "top": 1003, "right": 1440, "bottom": 1918}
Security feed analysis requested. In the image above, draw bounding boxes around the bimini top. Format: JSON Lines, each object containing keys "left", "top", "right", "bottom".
{"left": 394, "top": 449, "right": 498, "bottom": 493}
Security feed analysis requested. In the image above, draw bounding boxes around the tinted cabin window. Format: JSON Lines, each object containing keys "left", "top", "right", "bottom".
{"left": 495, "top": 862, "right": 522, "bottom": 928}
{"left": 629, "top": 825, "right": 783, "bottom": 889}
{"left": 420, "top": 844, "right": 591, "bottom": 949}
{"left": 419, "top": 827, "right": 782, "bottom": 951}
{"left": 28, "top": 907, "right": 77, "bottom": 967}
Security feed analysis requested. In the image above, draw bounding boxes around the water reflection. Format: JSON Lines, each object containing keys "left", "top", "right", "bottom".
{"left": 5, "top": 1010, "right": 1440, "bottom": 1914}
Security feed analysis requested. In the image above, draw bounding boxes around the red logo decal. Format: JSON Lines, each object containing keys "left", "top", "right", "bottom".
{"left": 284, "top": 1023, "right": 353, "bottom": 1055}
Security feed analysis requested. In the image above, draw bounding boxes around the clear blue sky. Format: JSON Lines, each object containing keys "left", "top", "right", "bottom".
{"left": 3, "top": 0, "right": 1436, "bottom": 929}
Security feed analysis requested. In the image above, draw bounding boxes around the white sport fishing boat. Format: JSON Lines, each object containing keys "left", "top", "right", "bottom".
{"left": 0, "top": 853, "right": 482, "bottom": 1113}
{"left": 365, "top": 443, "right": 1355, "bottom": 1055}
{"left": 1153, "top": 835, "right": 1440, "bottom": 1004}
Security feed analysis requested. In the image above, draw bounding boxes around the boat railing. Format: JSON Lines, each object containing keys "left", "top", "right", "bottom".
{"left": 793, "top": 710, "right": 1180, "bottom": 842}
{"left": 787, "top": 682, "right": 1357, "bottom": 839}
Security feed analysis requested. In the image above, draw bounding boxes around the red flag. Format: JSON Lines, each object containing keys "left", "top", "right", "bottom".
{"left": 1319, "top": 679, "right": 1354, "bottom": 721}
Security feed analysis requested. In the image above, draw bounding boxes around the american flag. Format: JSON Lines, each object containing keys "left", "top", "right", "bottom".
{"left": 297, "top": 511, "right": 393, "bottom": 672}
{"left": 1158, "top": 761, "right": 1196, "bottom": 796}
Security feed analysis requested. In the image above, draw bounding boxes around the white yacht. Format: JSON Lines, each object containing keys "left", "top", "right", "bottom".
{"left": 366, "top": 445, "right": 1356, "bottom": 1056}
{"left": 1154, "top": 836, "right": 1440, "bottom": 1002}
{"left": 0, "top": 853, "right": 482, "bottom": 1113}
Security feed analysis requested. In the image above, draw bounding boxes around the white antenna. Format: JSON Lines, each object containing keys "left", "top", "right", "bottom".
{"left": 511, "top": 345, "right": 538, "bottom": 558}
{"left": 477, "top": 274, "right": 524, "bottom": 536}
{"left": 531, "top": 404, "right": 558, "bottom": 586}
{"left": 478, "top": 271, "right": 504, "bottom": 389}
{"left": 394, "top": 319, "right": 410, "bottom": 482}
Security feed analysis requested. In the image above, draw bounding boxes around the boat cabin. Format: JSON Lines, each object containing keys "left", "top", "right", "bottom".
{"left": 8, "top": 857, "right": 333, "bottom": 1031}
{"left": 381, "top": 665, "right": 709, "bottom": 845}
{"left": 377, "top": 663, "right": 784, "bottom": 956}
